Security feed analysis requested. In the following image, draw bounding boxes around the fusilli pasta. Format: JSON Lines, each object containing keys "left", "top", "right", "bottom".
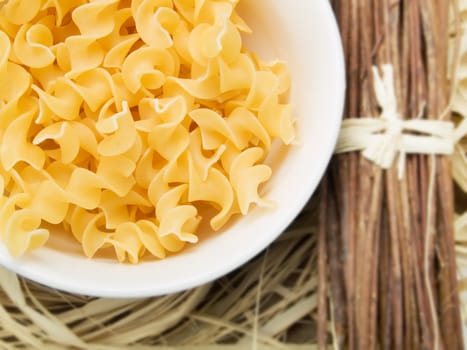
{"left": 0, "top": 0, "right": 295, "bottom": 263}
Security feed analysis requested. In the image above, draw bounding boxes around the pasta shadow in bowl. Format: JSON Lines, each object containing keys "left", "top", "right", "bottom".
{"left": 0, "top": 0, "right": 345, "bottom": 297}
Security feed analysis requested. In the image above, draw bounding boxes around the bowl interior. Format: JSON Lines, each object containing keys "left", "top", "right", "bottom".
{"left": 0, "top": 0, "right": 345, "bottom": 297}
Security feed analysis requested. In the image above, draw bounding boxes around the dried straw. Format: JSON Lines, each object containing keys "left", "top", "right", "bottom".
{"left": 0, "top": 202, "right": 317, "bottom": 349}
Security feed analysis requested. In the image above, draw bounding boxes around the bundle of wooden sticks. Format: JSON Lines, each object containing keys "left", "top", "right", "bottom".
{"left": 317, "top": 0, "right": 464, "bottom": 349}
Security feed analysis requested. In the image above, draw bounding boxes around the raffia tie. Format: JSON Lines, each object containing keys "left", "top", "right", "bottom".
{"left": 335, "top": 64, "right": 455, "bottom": 179}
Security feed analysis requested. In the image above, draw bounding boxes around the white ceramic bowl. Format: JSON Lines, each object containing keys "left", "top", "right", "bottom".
{"left": 0, "top": 0, "right": 345, "bottom": 297}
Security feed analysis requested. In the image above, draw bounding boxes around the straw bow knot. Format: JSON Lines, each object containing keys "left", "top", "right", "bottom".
{"left": 336, "top": 64, "right": 455, "bottom": 179}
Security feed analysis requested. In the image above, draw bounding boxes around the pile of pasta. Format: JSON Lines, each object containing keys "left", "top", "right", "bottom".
{"left": 0, "top": 0, "right": 295, "bottom": 263}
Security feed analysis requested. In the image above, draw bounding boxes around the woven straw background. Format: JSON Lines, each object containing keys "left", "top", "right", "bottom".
{"left": 0, "top": 1, "right": 466, "bottom": 349}
{"left": 0, "top": 204, "right": 317, "bottom": 349}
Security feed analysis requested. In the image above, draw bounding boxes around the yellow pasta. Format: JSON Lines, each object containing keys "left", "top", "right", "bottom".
{"left": 13, "top": 23, "right": 55, "bottom": 69}
{"left": 0, "top": 0, "right": 295, "bottom": 263}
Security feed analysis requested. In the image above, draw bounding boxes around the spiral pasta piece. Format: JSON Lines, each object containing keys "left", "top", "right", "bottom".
{"left": 146, "top": 97, "right": 189, "bottom": 161}
{"left": 122, "top": 47, "right": 179, "bottom": 93}
{"left": 188, "top": 155, "right": 234, "bottom": 231}
{"left": 189, "top": 108, "right": 240, "bottom": 150}
{"left": 189, "top": 15, "right": 241, "bottom": 66}
{"left": 229, "top": 147, "right": 273, "bottom": 214}
{"left": 227, "top": 107, "right": 271, "bottom": 150}
{"left": 33, "top": 121, "right": 99, "bottom": 163}
{"left": 65, "top": 36, "right": 105, "bottom": 78}
{"left": 188, "top": 129, "right": 226, "bottom": 181}
{"left": 27, "top": 180, "right": 70, "bottom": 225}
{"left": 0, "top": 63, "right": 32, "bottom": 129}
{"left": 0, "top": 193, "right": 49, "bottom": 257}
{"left": 96, "top": 101, "right": 137, "bottom": 156}
{"left": 1, "top": 104, "right": 45, "bottom": 171}
{"left": 156, "top": 184, "right": 199, "bottom": 244}
{"left": 32, "top": 80, "right": 83, "bottom": 121}
{"left": 2, "top": 0, "right": 42, "bottom": 26}
{"left": 133, "top": 0, "right": 180, "bottom": 49}
{"left": 63, "top": 68, "right": 114, "bottom": 112}
{"left": 5, "top": 209, "right": 49, "bottom": 257}
{"left": 218, "top": 54, "right": 255, "bottom": 93}
{"left": 13, "top": 24, "right": 55, "bottom": 69}
{"left": 72, "top": 0, "right": 119, "bottom": 38}
{"left": 0, "top": 0, "right": 295, "bottom": 263}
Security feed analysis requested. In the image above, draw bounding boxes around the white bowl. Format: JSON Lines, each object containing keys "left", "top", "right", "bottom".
{"left": 0, "top": 0, "right": 345, "bottom": 297}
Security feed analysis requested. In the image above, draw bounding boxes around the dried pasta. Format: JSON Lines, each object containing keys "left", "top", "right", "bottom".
{"left": 0, "top": 0, "right": 295, "bottom": 263}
